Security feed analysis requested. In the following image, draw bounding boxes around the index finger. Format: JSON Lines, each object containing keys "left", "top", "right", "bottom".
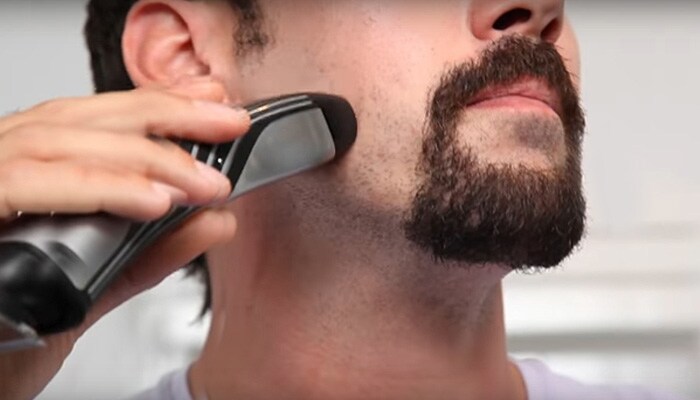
{"left": 33, "top": 81, "right": 250, "bottom": 143}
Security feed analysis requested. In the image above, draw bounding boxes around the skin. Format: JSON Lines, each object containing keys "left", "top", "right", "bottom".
{"left": 0, "top": 0, "right": 582, "bottom": 399}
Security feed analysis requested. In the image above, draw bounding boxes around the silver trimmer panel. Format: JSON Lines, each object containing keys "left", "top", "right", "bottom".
{"left": 231, "top": 108, "right": 337, "bottom": 199}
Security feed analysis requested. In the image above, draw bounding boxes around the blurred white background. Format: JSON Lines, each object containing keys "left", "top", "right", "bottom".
{"left": 1, "top": 1, "right": 699, "bottom": 399}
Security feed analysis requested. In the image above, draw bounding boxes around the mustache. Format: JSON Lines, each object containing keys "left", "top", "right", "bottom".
{"left": 428, "top": 35, "right": 585, "bottom": 142}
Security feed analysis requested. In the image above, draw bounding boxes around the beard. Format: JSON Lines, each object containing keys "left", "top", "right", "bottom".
{"left": 403, "top": 36, "right": 587, "bottom": 270}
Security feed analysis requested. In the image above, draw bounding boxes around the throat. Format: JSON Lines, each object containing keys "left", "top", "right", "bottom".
{"left": 191, "top": 266, "right": 516, "bottom": 400}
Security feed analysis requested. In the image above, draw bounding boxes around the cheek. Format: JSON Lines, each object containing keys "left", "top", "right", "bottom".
{"left": 236, "top": 3, "right": 471, "bottom": 195}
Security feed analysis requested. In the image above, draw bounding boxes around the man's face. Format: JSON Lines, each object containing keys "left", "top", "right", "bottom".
{"left": 226, "top": 0, "right": 585, "bottom": 269}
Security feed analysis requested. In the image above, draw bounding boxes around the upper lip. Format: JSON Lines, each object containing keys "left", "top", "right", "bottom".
{"left": 466, "top": 78, "right": 562, "bottom": 117}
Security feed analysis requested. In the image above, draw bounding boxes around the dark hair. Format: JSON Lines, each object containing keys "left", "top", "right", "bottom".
{"left": 84, "top": 0, "right": 268, "bottom": 315}
{"left": 85, "top": 0, "right": 268, "bottom": 92}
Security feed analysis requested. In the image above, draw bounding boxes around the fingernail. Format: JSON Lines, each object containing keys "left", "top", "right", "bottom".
{"left": 152, "top": 182, "right": 188, "bottom": 204}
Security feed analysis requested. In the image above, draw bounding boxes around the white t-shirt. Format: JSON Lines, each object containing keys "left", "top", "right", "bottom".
{"left": 129, "top": 359, "right": 688, "bottom": 400}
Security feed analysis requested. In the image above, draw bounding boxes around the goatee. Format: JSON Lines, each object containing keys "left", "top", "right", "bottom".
{"left": 404, "top": 36, "right": 586, "bottom": 269}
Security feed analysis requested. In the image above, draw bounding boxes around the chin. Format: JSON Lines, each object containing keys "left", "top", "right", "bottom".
{"left": 473, "top": 149, "right": 567, "bottom": 175}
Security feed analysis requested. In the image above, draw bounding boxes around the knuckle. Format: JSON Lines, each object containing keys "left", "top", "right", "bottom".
{"left": 60, "top": 162, "right": 96, "bottom": 187}
{"left": 76, "top": 165, "right": 107, "bottom": 186}
{"left": 0, "top": 159, "right": 34, "bottom": 184}
{"left": 6, "top": 122, "right": 49, "bottom": 148}
{"left": 7, "top": 121, "right": 45, "bottom": 138}
{"left": 0, "top": 161, "right": 39, "bottom": 217}
{"left": 1, "top": 122, "right": 61, "bottom": 161}
{"left": 31, "top": 98, "right": 77, "bottom": 119}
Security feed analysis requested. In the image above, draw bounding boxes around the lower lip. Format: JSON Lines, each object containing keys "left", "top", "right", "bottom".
{"left": 467, "top": 95, "right": 557, "bottom": 115}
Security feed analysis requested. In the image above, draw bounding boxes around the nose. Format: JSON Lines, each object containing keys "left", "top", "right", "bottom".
{"left": 469, "top": 0, "right": 565, "bottom": 43}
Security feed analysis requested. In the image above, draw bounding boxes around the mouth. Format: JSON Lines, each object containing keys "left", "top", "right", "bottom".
{"left": 465, "top": 78, "right": 563, "bottom": 118}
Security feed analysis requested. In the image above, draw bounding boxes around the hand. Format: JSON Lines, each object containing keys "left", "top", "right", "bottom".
{"left": 0, "top": 80, "right": 248, "bottom": 220}
{"left": 0, "top": 80, "right": 247, "bottom": 399}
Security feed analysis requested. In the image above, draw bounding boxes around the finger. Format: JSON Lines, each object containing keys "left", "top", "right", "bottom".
{"left": 0, "top": 159, "right": 174, "bottom": 221}
{"left": 27, "top": 82, "right": 250, "bottom": 142}
{"left": 89, "top": 208, "right": 237, "bottom": 319}
{"left": 165, "top": 77, "right": 228, "bottom": 101}
{"left": 138, "top": 77, "right": 228, "bottom": 102}
{"left": 0, "top": 125, "right": 231, "bottom": 204}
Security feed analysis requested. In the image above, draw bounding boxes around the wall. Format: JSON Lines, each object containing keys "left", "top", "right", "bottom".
{"left": 0, "top": 1, "right": 698, "bottom": 398}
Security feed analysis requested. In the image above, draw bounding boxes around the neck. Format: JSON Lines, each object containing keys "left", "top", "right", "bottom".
{"left": 189, "top": 185, "right": 525, "bottom": 400}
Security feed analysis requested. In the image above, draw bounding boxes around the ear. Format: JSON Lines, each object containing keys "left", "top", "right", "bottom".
{"left": 122, "top": 0, "right": 239, "bottom": 94}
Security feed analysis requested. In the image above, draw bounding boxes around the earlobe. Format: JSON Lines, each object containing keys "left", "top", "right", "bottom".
{"left": 122, "top": 0, "right": 211, "bottom": 88}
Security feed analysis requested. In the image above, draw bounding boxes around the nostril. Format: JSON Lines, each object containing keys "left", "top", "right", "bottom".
{"left": 493, "top": 8, "right": 532, "bottom": 31}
